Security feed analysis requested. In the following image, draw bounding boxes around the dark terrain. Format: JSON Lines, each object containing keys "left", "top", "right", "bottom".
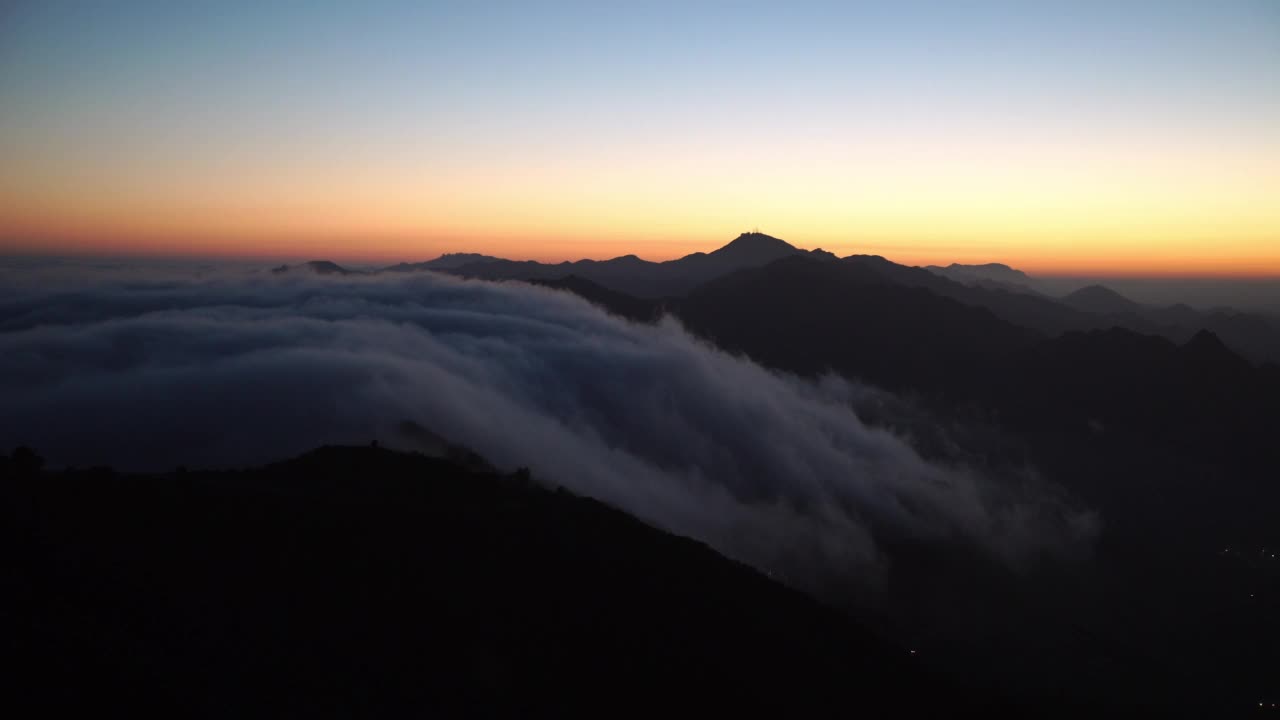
{"left": 9, "top": 445, "right": 968, "bottom": 717}
{"left": 387, "top": 233, "right": 1280, "bottom": 713}
{"left": 16, "top": 233, "right": 1280, "bottom": 715}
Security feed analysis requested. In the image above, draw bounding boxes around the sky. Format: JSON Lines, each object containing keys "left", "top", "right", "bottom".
{"left": 1, "top": 1, "right": 1277, "bottom": 274}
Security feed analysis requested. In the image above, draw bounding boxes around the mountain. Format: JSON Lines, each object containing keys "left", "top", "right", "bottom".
{"left": 664, "top": 254, "right": 1279, "bottom": 463}
{"left": 517, "top": 248, "right": 1277, "bottom": 474}
{"left": 676, "top": 255, "right": 1039, "bottom": 397}
{"left": 309, "top": 244, "right": 1280, "bottom": 707}
{"left": 845, "top": 255, "right": 1102, "bottom": 337}
{"left": 1166, "top": 307, "right": 1280, "bottom": 365}
{"left": 652, "top": 255, "right": 1278, "bottom": 714}
{"left": 9, "top": 444, "right": 962, "bottom": 717}
{"left": 384, "top": 253, "right": 501, "bottom": 272}
{"left": 440, "top": 232, "right": 834, "bottom": 298}
{"left": 277, "top": 238, "right": 1280, "bottom": 362}
{"left": 994, "top": 326, "right": 1270, "bottom": 450}
{"left": 1061, "top": 284, "right": 1143, "bottom": 314}
{"left": 878, "top": 261, "right": 1280, "bottom": 364}
{"left": 530, "top": 275, "right": 663, "bottom": 322}
{"left": 924, "top": 262, "right": 1039, "bottom": 294}
{"left": 270, "top": 260, "right": 361, "bottom": 276}
{"left": 1182, "top": 327, "right": 1244, "bottom": 365}
{"left": 703, "top": 231, "right": 800, "bottom": 265}
{"left": 19, "top": 242, "right": 1280, "bottom": 714}
{"left": 281, "top": 237, "right": 1280, "bottom": 365}
{"left": 1054, "top": 286, "right": 1280, "bottom": 364}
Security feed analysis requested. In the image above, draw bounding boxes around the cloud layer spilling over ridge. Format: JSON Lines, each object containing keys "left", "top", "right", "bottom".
{"left": 0, "top": 265, "right": 1096, "bottom": 590}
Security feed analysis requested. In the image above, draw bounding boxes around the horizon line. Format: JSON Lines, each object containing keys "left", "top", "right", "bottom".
{"left": 4, "top": 244, "right": 1280, "bottom": 281}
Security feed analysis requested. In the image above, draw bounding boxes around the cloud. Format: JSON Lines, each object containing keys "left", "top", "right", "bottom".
{"left": 0, "top": 266, "right": 1096, "bottom": 592}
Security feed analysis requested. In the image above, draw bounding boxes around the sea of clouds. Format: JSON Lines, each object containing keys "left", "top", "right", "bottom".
{"left": 0, "top": 263, "right": 1096, "bottom": 591}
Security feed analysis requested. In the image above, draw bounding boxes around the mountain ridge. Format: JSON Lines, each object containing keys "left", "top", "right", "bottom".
{"left": 9, "top": 442, "right": 966, "bottom": 717}
{"left": 427, "top": 232, "right": 836, "bottom": 297}
{"left": 268, "top": 232, "right": 1280, "bottom": 364}
{"left": 1061, "top": 284, "right": 1143, "bottom": 314}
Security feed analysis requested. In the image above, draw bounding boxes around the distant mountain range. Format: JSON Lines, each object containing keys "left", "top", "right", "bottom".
{"left": 429, "top": 232, "right": 838, "bottom": 298}
{"left": 275, "top": 233, "right": 1280, "bottom": 484}
{"left": 385, "top": 253, "right": 502, "bottom": 271}
{"left": 279, "top": 232, "right": 1280, "bottom": 541}
{"left": 923, "top": 262, "right": 1041, "bottom": 295}
{"left": 18, "top": 232, "right": 1278, "bottom": 714}
{"left": 276, "top": 232, "right": 836, "bottom": 297}
{"left": 924, "top": 263, "right": 1280, "bottom": 363}
{"left": 277, "top": 236, "right": 1280, "bottom": 376}
{"left": 276, "top": 232, "right": 1280, "bottom": 365}
{"left": 672, "top": 254, "right": 1279, "bottom": 465}
{"left": 1061, "top": 284, "right": 1143, "bottom": 315}
{"left": 470, "top": 239, "right": 1278, "bottom": 712}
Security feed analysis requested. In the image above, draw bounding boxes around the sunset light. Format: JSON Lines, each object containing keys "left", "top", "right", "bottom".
{"left": 2, "top": 2, "right": 1276, "bottom": 274}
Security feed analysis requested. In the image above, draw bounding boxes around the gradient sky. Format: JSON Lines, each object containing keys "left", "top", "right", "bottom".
{"left": 1, "top": 1, "right": 1277, "bottom": 274}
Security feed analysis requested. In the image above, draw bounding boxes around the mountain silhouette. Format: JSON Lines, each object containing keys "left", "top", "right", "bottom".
{"left": 1061, "top": 284, "right": 1143, "bottom": 314}
{"left": 14, "top": 233, "right": 1280, "bottom": 714}
{"left": 676, "top": 255, "right": 1038, "bottom": 397}
{"left": 450, "top": 241, "right": 1277, "bottom": 439}
{"left": 661, "top": 255, "right": 1279, "bottom": 463}
{"left": 434, "top": 232, "right": 833, "bottom": 298}
{"left": 1167, "top": 308, "right": 1280, "bottom": 364}
{"left": 384, "top": 253, "right": 501, "bottom": 272}
{"left": 279, "top": 233, "right": 1280, "bottom": 364}
{"left": 1179, "top": 327, "right": 1253, "bottom": 373}
{"left": 704, "top": 231, "right": 799, "bottom": 264}
{"left": 843, "top": 254, "right": 1102, "bottom": 336}
{"left": 9, "top": 444, "right": 964, "bottom": 717}
{"left": 488, "top": 249, "right": 1276, "bottom": 494}
{"left": 530, "top": 275, "right": 663, "bottom": 322}
{"left": 271, "top": 260, "right": 361, "bottom": 276}
{"left": 924, "top": 262, "right": 1038, "bottom": 294}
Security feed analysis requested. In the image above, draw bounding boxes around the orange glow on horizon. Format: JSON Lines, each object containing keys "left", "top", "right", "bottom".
{"left": 4, "top": 127, "right": 1277, "bottom": 277}
{"left": 3, "top": 123, "right": 1277, "bottom": 277}
{"left": 3, "top": 222, "right": 1278, "bottom": 279}
{"left": 3, "top": 1, "right": 1278, "bottom": 281}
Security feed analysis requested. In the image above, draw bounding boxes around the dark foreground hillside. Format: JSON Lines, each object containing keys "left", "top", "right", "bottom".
{"left": 8, "top": 445, "right": 972, "bottom": 718}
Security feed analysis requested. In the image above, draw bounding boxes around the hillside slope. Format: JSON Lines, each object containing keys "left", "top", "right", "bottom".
{"left": 8, "top": 445, "right": 965, "bottom": 718}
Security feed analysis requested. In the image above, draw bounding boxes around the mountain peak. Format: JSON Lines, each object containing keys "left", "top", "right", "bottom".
{"left": 711, "top": 232, "right": 798, "bottom": 260}
{"left": 423, "top": 253, "right": 502, "bottom": 270}
{"left": 1062, "top": 284, "right": 1140, "bottom": 314}
{"left": 271, "top": 260, "right": 356, "bottom": 276}
{"left": 923, "top": 262, "right": 1032, "bottom": 287}
{"left": 1181, "top": 328, "right": 1250, "bottom": 369}
{"left": 1184, "top": 328, "right": 1230, "bottom": 354}
{"left": 306, "top": 260, "right": 349, "bottom": 274}
{"left": 1067, "top": 284, "right": 1128, "bottom": 299}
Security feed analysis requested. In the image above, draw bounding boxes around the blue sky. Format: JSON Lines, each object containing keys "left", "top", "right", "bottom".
{"left": 1, "top": 1, "right": 1277, "bottom": 270}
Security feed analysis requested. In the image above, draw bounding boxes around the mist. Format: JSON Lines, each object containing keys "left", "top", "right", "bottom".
{"left": 1030, "top": 275, "right": 1280, "bottom": 314}
{"left": 0, "top": 266, "right": 1096, "bottom": 591}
